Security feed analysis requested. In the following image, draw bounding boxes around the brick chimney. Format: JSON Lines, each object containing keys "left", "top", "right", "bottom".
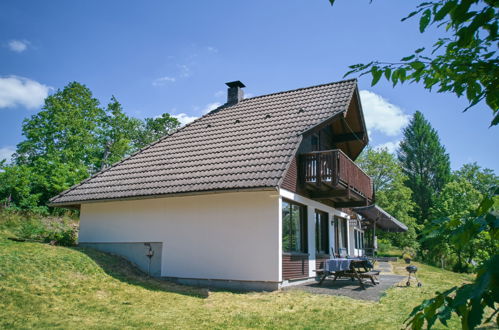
{"left": 226, "top": 81, "right": 245, "bottom": 105}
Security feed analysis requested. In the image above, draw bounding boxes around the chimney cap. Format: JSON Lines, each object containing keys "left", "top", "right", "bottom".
{"left": 226, "top": 81, "right": 246, "bottom": 88}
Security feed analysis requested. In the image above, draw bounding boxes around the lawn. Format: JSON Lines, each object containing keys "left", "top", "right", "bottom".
{"left": 0, "top": 219, "right": 474, "bottom": 329}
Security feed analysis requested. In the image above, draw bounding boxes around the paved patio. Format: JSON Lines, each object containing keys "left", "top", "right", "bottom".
{"left": 285, "top": 262, "right": 405, "bottom": 301}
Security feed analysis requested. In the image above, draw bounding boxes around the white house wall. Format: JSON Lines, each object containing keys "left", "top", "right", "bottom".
{"left": 79, "top": 190, "right": 280, "bottom": 284}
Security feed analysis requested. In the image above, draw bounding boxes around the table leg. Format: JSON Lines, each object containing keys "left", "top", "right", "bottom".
{"left": 352, "top": 267, "right": 365, "bottom": 289}
{"left": 319, "top": 272, "right": 328, "bottom": 285}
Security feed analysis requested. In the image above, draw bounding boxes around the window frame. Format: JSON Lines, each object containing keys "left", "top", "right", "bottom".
{"left": 315, "top": 210, "right": 329, "bottom": 255}
{"left": 281, "top": 199, "right": 308, "bottom": 254}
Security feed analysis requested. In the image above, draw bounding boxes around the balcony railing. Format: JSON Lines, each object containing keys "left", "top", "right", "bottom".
{"left": 301, "top": 149, "right": 373, "bottom": 201}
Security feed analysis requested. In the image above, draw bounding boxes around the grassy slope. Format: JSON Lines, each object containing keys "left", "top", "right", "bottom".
{"left": 0, "top": 234, "right": 473, "bottom": 329}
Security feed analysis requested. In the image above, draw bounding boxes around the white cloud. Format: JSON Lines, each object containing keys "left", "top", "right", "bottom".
{"left": 375, "top": 140, "right": 401, "bottom": 154}
{"left": 178, "top": 64, "right": 191, "bottom": 78}
{"left": 0, "top": 146, "right": 15, "bottom": 163}
{"left": 8, "top": 39, "right": 29, "bottom": 53}
{"left": 202, "top": 102, "right": 222, "bottom": 114}
{"left": 214, "top": 90, "right": 225, "bottom": 98}
{"left": 359, "top": 90, "right": 409, "bottom": 137}
{"left": 206, "top": 46, "right": 218, "bottom": 53}
{"left": 0, "top": 76, "right": 50, "bottom": 109}
{"left": 152, "top": 76, "right": 176, "bottom": 86}
{"left": 173, "top": 113, "right": 198, "bottom": 126}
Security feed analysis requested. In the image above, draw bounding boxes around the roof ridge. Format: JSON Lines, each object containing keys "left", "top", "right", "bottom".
{"left": 240, "top": 78, "right": 357, "bottom": 102}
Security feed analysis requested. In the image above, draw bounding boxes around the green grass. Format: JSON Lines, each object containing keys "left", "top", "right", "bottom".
{"left": 0, "top": 217, "right": 475, "bottom": 329}
{"left": 377, "top": 248, "right": 404, "bottom": 258}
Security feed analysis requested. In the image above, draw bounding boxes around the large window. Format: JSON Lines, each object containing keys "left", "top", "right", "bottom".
{"left": 354, "top": 230, "right": 365, "bottom": 250}
{"left": 334, "top": 217, "right": 348, "bottom": 255}
{"left": 315, "top": 211, "right": 329, "bottom": 254}
{"left": 282, "top": 200, "right": 307, "bottom": 253}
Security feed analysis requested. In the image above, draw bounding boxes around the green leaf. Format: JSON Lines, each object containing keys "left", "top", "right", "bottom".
{"left": 419, "top": 9, "right": 432, "bottom": 33}
{"left": 391, "top": 69, "right": 399, "bottom": 86}
{"left": 434, "top": 1, "right": 457, "bottom": 22}
{"left": 402, "top": 10, "right": 420, "bottom": 22}
{"left": 468, "top": 298, "right": 485, "bottom": 329}
{"left": 401, "top": 54, "right": 416, "bottom": 62}
{"left": 415, "top": 47, "right": 425, "bottom": 53}
{"left": 328, "top": 0, "right": 335, "bottom": 5}
{"left": 384, "top": 67, "right": 391, "bottom": 80}
{"left": 409, "top": 61, "right": 426, "bottom": 71}
{"left": 371, "top": 67, "right": 383, "bottom": 86}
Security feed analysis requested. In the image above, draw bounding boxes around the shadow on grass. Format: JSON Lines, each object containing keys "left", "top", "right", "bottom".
{"left": 75, "top": 246, "right": 210, "bottom": 299}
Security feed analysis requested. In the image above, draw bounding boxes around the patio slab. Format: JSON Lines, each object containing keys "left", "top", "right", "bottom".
{"left": 285, "top": 262, "right": 405, "bottom": 301}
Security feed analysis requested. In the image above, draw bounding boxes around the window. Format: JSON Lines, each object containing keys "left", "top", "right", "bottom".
{"left": 341, "top": 218, "right": 348, "bottom": 249}
{"left": 315, "top": 211, "right": 329, "bottom": 254}
{"left": 334, "top": 217, "right": 348, "bottom": 254}
{"left": 282, "top": 200, "right": 307, "bottom": 253}
{"left": 354, "top": 229, "right": 365, "bottom": 250}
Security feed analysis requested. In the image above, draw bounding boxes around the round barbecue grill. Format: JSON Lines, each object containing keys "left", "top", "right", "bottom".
{"left": 405, "top": 265, "right": 422, "bottom": 287}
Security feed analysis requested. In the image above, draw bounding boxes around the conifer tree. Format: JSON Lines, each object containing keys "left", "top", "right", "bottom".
{"left": 398, "top": 111, "right": 451, "bottom": 224}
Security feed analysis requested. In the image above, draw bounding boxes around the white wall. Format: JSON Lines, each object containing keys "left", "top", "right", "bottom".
{"left": 79, "top": 190, "right": 280, "bottom": 282}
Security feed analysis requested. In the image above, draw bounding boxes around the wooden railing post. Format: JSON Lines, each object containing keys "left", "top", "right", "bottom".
{"left": 315, "top": 153, "right": 322, "bottom": 186}
{"left": 333, "top": 150, "right": 339, "bottom": 186}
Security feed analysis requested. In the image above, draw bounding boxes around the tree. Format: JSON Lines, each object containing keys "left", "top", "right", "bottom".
{"left": 406, "top": 188, "right": 498, "bottom": 329}
{"left": 427, "top": 179, "right": 484, "bottom": 272}
{"left": 356, "top": 147, "right": 419, "bottom": 249}
{"left": 98, "top": 97, "right": 142, "bottom": 169}
{"left": 398, "top": 111, "right": 451, "bottom": 224}
{"left": 13, "top": 82, "right": 105, "bottom": 206}
{"left": 15, "top": 82, "right": 104, "bottom": 169}
{"left": 331, "top": 0, "right": 499, "bottom": 126}
{"left": 454, "top": 162, "right": 499, "bottom": 195}
{"left": 137, "top": 113, "right": 180, "bottom": 147}
{"left": 0, "top": 164, "right": 42, "bottom": 212}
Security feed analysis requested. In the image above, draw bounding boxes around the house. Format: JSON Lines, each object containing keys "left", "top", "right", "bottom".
{"left": 49, "top": 79, "right": 407, "bottom": 291}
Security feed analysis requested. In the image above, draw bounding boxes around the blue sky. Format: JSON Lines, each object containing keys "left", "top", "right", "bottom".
{"left": 1, "top": 0, "right": 497, "bottom": 172}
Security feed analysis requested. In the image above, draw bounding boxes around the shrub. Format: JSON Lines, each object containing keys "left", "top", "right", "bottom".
{"left": 377, "top": 238, "right": 393, "bottom": 254}
{"left": 0, "top": 210, "right": 78, "bottom": 246}
{"left": 402, "top": 246, "right": 417, "bottom": 259}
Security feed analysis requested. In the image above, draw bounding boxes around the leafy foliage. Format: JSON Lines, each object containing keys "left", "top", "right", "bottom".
{"left": 136, "top": 113, "right": 180, "bottom": 147}
{"left": 405, "top": 188, "right": 499, "bottom": 329}
{"left": 333, "top": 0, "right": 499, "bottom": 126}
{"left": 98, "top": 96, "right": 143, "bottom": 169}
{"left": 356, "top": 147, "right": 420, "bottom": 249}
{"left": 0, "top": 82, "right": 180, "bottom": 211}
{"left": 454, "top": 162, "right": 499, "bottom": 195}
{"left": 0, "top": 210, "right": 78, "bottom": 246}
{"left": 425, "top": 179, "right": 485, "bottom": 272}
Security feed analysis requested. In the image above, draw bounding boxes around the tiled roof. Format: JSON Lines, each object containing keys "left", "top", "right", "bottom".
{"left": 49, "top": 79, "right": 358, "bottom": 205}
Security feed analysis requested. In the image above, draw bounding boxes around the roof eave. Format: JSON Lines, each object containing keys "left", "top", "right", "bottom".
{"left": 49, "top": 186, "right": 280, "bottom": 208}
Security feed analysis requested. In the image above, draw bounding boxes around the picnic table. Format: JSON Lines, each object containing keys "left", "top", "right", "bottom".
{"left": 316, "top": 258, "right": 380, "bottom": 289}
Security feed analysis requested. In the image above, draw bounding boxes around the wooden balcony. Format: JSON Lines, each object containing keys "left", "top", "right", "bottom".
{"left": 300, "top": 149, "right": 373, "bottom": 207}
